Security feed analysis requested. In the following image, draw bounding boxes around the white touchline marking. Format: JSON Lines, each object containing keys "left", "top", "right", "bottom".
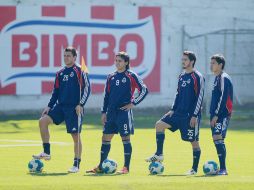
{"left": 0, "top": 139, "right": 71, "bottom": 148}
{"left": 0, "top": 144, "right": 42, "bottom": 147}
{"left": 0, "top": 139, "right": 69, "bottom": 143}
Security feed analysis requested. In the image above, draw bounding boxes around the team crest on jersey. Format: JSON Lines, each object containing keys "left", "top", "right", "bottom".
{"left": 122, "top": 77, "right": 126, "bottom": 83}
{"left": 181, "top": 79, "right": 191, "bottom": 87}
{"left": 70, "top": 72, "right": 74, "bottom": 77}
{"left": 60, "top": 72, "right": 63, "bottom": 76}
{"left": 63, "top": 75, "right": 69, "bottom": 81}
{"left": 111, "top": 77, "right": 114, "bottom": 80}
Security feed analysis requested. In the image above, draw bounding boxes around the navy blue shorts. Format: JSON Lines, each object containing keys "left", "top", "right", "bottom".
{"left": 210, "top": 116, "right": 230, "bottom": 139}
{"left": 103, "top": 109, "right": 134, "bottom": 136}
{"left": 47, "top": 104, "right": 82, "bottom": 134}
{"left": 160, "top": 113, "right": 201, "bottom": 142}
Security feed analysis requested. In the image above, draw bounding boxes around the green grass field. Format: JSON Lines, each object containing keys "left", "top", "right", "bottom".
{"left": 0, "top": 111, "right": 254, "bottom": 190}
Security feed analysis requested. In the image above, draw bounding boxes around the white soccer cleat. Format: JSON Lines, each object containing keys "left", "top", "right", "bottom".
{"left": 32, "top": 152, "right": 51, "bottom": 161}
{"left": 145, "top": 154, "right": 164, "bottom": 162}
{"left": 68, "top": 166, "right": 79, "bottom": 173}
{"left": 185, "top": 169, "right": 197, "bottom": 176}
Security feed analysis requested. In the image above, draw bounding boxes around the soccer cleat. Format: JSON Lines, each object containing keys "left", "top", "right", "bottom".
{"left": 68, "top": 166, "right": 79, "bottom": 173}
{"left": 86, "top": 166, "right": 103, "bottom": 174}
{"left": 145, "top": 154, "right": 164, "bottom": 162}
{"left": 185, "top": 169, "right": 197, "bottom": 176}
{"left": 32, "top": 152, "right": 51, "bottom": 160}
{"left": 116, "top": 167, "right": 129, "bottom": 174}
{"left": 217, "top": 169, "right": 228, "bottom": 175}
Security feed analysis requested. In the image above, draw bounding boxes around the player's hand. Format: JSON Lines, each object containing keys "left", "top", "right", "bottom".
{"left": 101, "top": 113, "right": 107, "bottom": 125}
{"left": 210, "top": 116, "right": 218, "bottom": 127}
{"left": 41, "top": 107, "right": 50, "bottom": 117}
{"left": 75, "top": 105, "right": 83, "bottom": 116}
{"left": 120, "top": 103, "right": 134, "bottom": 111}
{"left": 190, "top": 116, "right": 197, "bottom": 128}
{"left": 165, "top": 110, "right": 174, "bottom": 117}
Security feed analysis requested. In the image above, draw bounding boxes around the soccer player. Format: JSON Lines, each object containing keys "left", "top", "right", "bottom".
{"left": 210, "top": 54, "right": 233, "bottom": 175}
{"left": 86, "top": 51, "right": 148, "bottom": 174}
{"left": 32, "top": 46, "right": 91, "bottom": 173}
{"left": 146, "top": 51, "right": 205, "bottom": 175}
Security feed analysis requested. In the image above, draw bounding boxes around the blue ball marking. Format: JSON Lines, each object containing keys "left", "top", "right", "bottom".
{"left": 149, "top": 162, "right": 164, "bottom": 175}
{"left": 104, "top": 166, "right": 109, "bottom": 173}
{"left": 28, "top": 162, "right": 33, "bottom": 169}
{"left": 203, "top": 166, "right": 211, "bottom": 174}
{"left": 102, "top": 159, "right": 117, "bottom": 174}
{"left": 28, "top": 159, "right": 44, "bottom": 172}
{"left": 110, "top": 160, "right": 116, "bottom": 166}
{"left": 203, "top": 160, "right": 218, "bottom": 175}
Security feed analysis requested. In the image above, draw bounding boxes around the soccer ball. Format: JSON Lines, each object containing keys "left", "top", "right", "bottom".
{"left": 28, "top": 159, "right": 44, "bottom": 172}
{"left": 203, "top": 160, "right": 219, "bottom": 175}
{"left": 149, "top": 161, "right": 164, "bottom": 175}
{"left": 101, "top": 159, "right": 117, "bottom": 174}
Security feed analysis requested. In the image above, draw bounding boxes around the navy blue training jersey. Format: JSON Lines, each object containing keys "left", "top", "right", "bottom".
{"left": 48, "top": 64, "right": 91, "bottom": 108}
{"left": 210, "top": 72, "right": 233, "bottom": 118}
{"left": 101, "top": 70, "right": 148, "bottom": 113}
{"left": 171, "top": 70, "right": 205, "bottom": 117}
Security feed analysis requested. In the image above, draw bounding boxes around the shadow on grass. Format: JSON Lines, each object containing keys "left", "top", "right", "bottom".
{"left": 153, "top": 174, "right": 187, "bottom": 177}
{"left": 84, "top": 172, "right": 127, "bottom": 177}
{"left": 28, "top": 172, "right": 69, "bottom": 176}
{"left": 9, "top": 122, "right": 21, "bottom": 129}
{"left": 0, "top": 131, "right": 23, "bottom": 134}
{"left": 154, "top": 174, "right": 219, "bottom": 177}
{"left": 194, "top": 174, "right": 218, "bottom": 178}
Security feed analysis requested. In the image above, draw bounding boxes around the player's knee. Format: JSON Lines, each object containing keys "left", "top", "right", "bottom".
{"left": 71, "top": 133, "right": 81, "bottom": 143}
{"left": 213, "top": 135, "right": 222, "bottom": 141}
{"left": 39, "top": 116, "right": 50, "bottom": 128}
{"left": 121, "top": 135, "right": 130, "bottom": 141}
{"left": 213, "top": 137, "right": 224, "bottom": 145}
{"left": 155, "top": 121, "right": 165, "bottom": 131}
{"left": 191, "top": 141, "right": 200, "bottom": 149}
{"left": 102, "top": 134, "right": 113, "bottom": 142}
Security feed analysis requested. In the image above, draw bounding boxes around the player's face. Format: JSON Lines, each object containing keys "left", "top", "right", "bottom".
{"left": 64, "top": 52, "right": 76, "bottom": 66}
{"left": 182, "top": 55, "right": 193, "bottom": 69}
{"left": 210, "top": 59, "right": 221, "bottom": 73}
{"left": 115, "top": 56, "right": 127, "bottom": 72}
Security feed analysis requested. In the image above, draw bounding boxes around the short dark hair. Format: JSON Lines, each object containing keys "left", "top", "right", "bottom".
{"left": 183, "top": 51, "right": 196, "bottom": 67}
{"left": 116, "top": 51, "right": 130, "bottom": 70}
{"left": 211, "top": 54, "right": 225, "bottom": 69}
{"left": 64, "top": 46, "right": 77, "bottom": 57}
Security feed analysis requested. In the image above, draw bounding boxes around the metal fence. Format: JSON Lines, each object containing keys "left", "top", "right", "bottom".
{"left": 181, "top": 18, "right": 254, "bottom": 115}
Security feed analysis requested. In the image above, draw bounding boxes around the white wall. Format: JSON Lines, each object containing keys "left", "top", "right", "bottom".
{"left": 0, "top": 0, "right": 253, "bottom": 112}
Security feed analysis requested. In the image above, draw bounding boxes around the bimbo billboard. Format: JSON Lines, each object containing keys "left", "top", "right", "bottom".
{"left": 0, "top": 5, "right": 161, "bottom": 95}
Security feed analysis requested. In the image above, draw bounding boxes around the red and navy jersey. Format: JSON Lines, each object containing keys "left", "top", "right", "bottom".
{"left": 171, "top": 70, "right": 205, "bottom": 117}
{"left": 48, "top": 64, "right": 91, "bottom": 108}
{"left": 101, "top": 70, "right": 148, "bottom": 113}
{"left": 210, "top": 72, "right": 233, "bottom": 118}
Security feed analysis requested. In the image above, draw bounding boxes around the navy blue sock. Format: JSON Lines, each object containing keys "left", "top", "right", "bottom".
{"left": 99, "top": 141, "right": 111, "bottom": 169}
{"left": 155, "top": 132, "right": 165, "bottom": 155}
{"left": 73, "top": 158, "right": 81, "bottom": 168}
{"left": 123, "top": 140, "right": 132, "bottom": 170}
{"left": 215, "top": 140, "right": 226, "bottom": 170}
{"left": 43, "top": 143, "right": 50, "bottom": 155}
{"left": 192, "top": 148, "right": 201, "bottom": 172}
